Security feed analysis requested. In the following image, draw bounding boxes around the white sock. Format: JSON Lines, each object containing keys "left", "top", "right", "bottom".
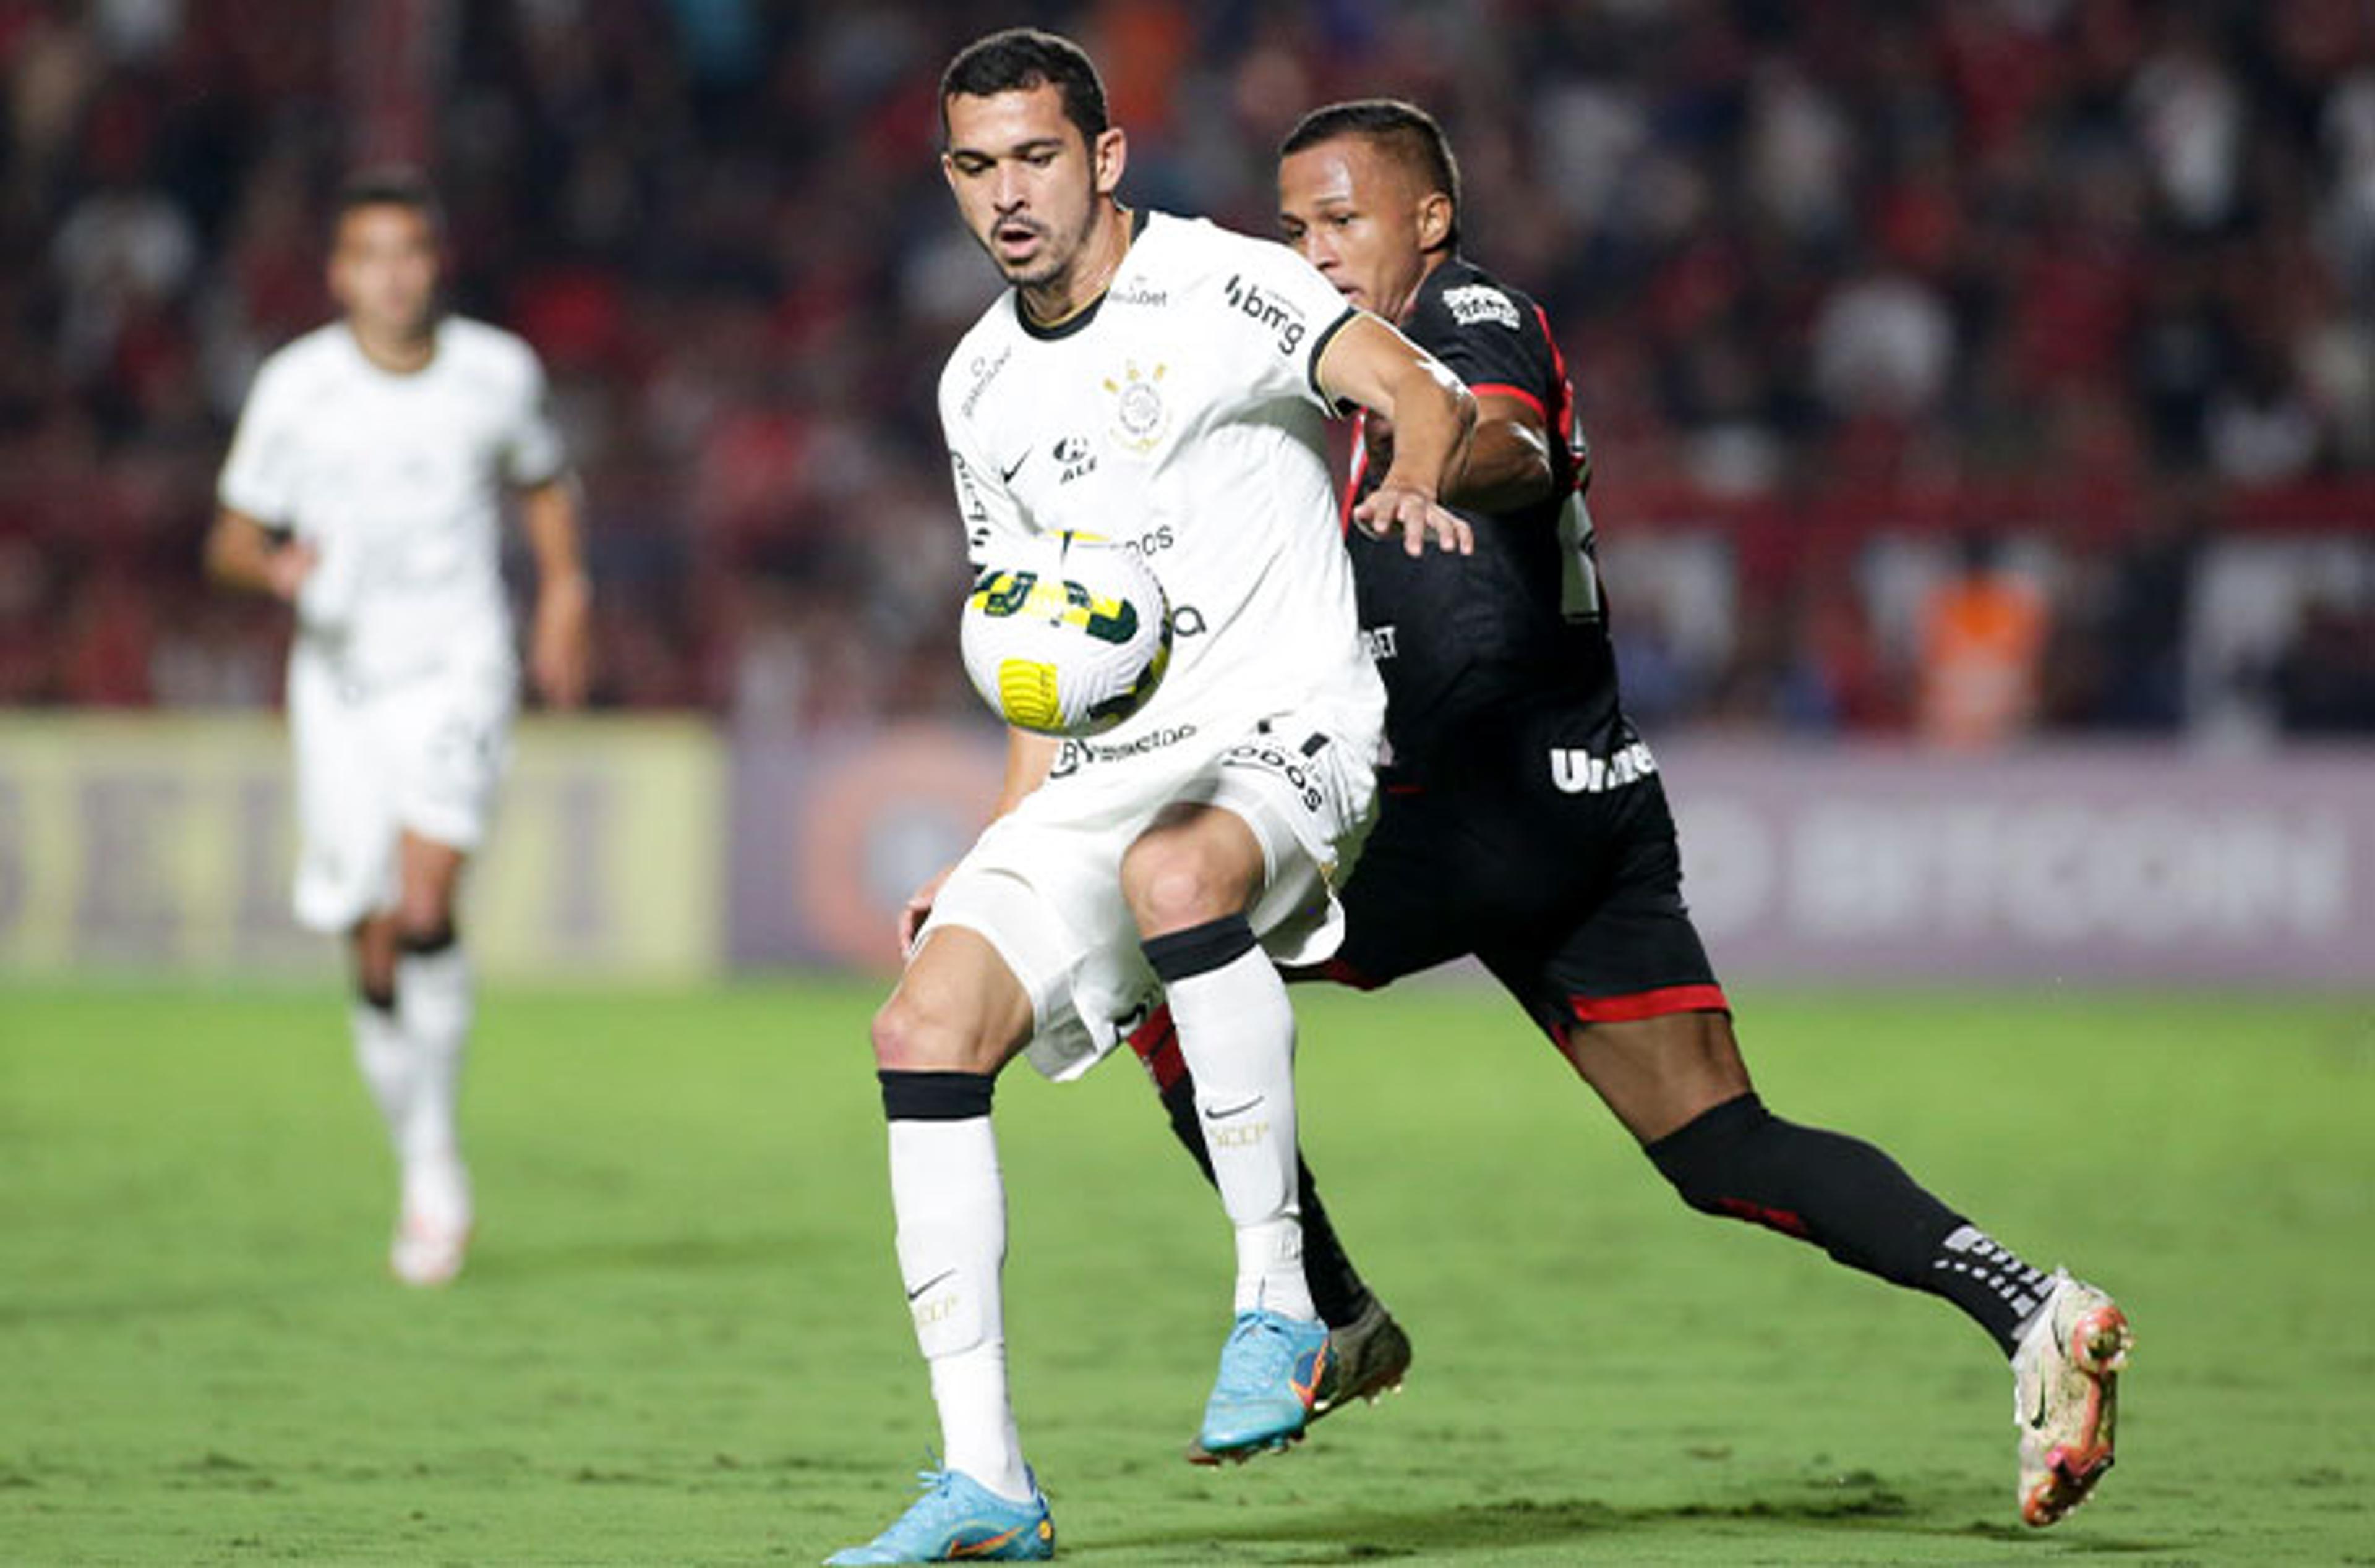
{"left": 351, "top": 1000, "right": 417, "bottom": 1149}
{"left": 889, "top": 1115, "right": 1030, "bottom": 1502}
{"left": 1166, "top": 944, "right": 1314, "bottom": 1321}
{"left": 393, "top": 943, "right": 473, "bottom": 1229}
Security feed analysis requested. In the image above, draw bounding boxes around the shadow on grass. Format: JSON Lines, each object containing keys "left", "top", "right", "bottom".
{"left": 1090, "top": 1481, "right": 2181, "bottom": 1560}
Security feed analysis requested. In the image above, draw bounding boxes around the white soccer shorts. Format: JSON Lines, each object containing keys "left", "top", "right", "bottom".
{"left": 917, "top": 708, "right": 1378, "bottom": 1082}
{"left": 286, "top": 648, "right": 518, "bottom": 932}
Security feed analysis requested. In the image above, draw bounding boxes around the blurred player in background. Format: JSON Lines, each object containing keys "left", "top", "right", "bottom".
{"left": 1125, "top": 100, "right": 2131, "bottom": 1529}
{"left": 204, "top": 168, "right": 591, "bottom": 1288}
{"left": 829, "top": 29, "right": 1477, "bottom": 1566}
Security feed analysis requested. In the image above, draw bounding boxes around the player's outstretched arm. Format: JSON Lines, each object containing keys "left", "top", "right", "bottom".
{"left": 1363, "top": 391, "right": 1556, "bottom": 516}
{"left": 1316, "top": 314, "right": 1476, "bottom": 557}
{"left": 203, "top": 507, "right": 315, "bottom": 602}
{"left": 1444, "top": 393, "right": 1557, "bottom": 513}
{"left": 520, "top": 475, "right": 592, "bottom": 709}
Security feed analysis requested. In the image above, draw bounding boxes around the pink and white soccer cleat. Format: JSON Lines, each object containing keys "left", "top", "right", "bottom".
{"left": 2011, "top": 1270, "right": 2133, "bottom": 1527}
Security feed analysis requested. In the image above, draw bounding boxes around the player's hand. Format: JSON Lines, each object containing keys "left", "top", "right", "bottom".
{"left": 531, "top": 576, "right": 592, "bottom": 709}
{"left": 1351, "top": 480, "right": 1474, "bottom": 558}
{"left": 898, "top": 866, "right": 954, "bottom": 953}
{"left": 265, "top": 540, "right": 319, "bottom": 602}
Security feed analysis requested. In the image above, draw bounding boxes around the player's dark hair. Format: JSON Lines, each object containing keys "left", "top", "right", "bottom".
{"left": 331, "top": 164, "right": 444, "bottom": 241}
{"left": 1282, "top": 98, "right": 1461, "bottom": 250}
{"left": 939, "top": 27, "right": 1109, "bottom": 148}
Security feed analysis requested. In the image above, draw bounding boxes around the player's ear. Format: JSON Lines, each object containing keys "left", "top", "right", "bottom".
{"left": 1416, "top": 191, "right": 1453, "bottom": 253}
{"left": 1092, "top": 126, "right": 1127, "bottom": 198}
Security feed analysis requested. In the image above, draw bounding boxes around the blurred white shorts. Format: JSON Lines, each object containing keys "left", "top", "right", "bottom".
{"left": 286, "top": 648, "right": 518, "bottom": 932}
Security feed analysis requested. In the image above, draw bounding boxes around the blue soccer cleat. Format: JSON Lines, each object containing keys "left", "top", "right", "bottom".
{"left": 1186, "top": 1297, "right": 1411, "bottom": 1465}
{"left": 824, "top": 1467, "right": 1054, "bottom": 1564}
{"left": 1196, "top": 1308, "right": 1335, "bottom": 1459}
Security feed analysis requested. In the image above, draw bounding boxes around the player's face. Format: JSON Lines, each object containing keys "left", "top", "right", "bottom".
{"left": 328, "top": 203, "right": 440, "bottom": 340}
{"left": 942, "top": 85, "right": 1121, "bottom": 292}
{"left": 1279, "top": 137, "right": 1439, "bottom": 323}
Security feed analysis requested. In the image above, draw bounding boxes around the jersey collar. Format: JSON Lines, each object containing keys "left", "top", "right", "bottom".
{"left": 1013, "top": 207, "right": 1149, "bottom": 343}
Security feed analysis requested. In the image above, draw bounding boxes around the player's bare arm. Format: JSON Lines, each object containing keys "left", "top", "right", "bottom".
{"left": 519, "top": 475, "right": 591, "bottom": 709}
{"left": 1363, "top": 391, "right": 1555, "bottom": 514}
{"left": 203, "top": 507, "right": 317, "bottom": 602}
{"left": 1444, "top": 392, "right": 1556, "bottom": 512}
{"left": 1315, "top": 315, "right": 1476, "bottom": 556}
{"left": 898, "top": 728, "right": 1061, "bottom": 949}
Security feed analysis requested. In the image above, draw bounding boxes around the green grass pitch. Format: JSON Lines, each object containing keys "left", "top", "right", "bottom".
{"left": 4, "top": 981, "right": 2371, "bottom": 1564}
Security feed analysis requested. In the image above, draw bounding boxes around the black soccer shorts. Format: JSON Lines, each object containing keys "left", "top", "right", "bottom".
{"left": 1311, "top": 725, "right": 1727, "bottom": 1038}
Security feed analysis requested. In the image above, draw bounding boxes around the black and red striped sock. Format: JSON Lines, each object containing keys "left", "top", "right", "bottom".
{"left": 1645, "top": 1092, "right": 2047, "bottom": 1354}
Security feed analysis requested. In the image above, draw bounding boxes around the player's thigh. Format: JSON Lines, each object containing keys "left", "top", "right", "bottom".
{"left": 878, "top": 923, "right": 1037, "bottom": 1073}
{"left": 1193, "top": 715, "right": 1377, "bottom": 966}
{"left": 287, "top": 656, "right": 398, "bottom": 933}
{"left": 918, "top": 809, "right": 1145, "bottom": 1082}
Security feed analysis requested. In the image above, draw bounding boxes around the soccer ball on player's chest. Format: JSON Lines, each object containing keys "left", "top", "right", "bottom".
{"left": 959, "top": 531, "right": 1172, "bottom": 737}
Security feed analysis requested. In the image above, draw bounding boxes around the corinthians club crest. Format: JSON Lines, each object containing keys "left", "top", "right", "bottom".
{"left": 1104, "top": 360, "right": 1169, "bottom": 453}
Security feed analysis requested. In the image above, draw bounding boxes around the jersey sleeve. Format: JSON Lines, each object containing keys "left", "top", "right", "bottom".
{"left": 500, "top": 347, "right": 568, "bottom": 487}
{"left": 216, "top": 357, "right": 299, "bottom": 526}
{"left": 1405, "top": 276, "right": 1555, "bottom": 420}
{"left": 1210, "top": 236, "right": 1359, "bottom": 415}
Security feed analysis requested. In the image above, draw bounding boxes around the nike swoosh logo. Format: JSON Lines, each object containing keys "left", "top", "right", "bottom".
{"left": 905, "top": 1269, "right": 956, "bottom": 1302}
{"left": 999, "top": 453, "right": 1029, "bottom": 484}
{"left": 1203, "top": 1096, "right": 1264, "bottom": 1121}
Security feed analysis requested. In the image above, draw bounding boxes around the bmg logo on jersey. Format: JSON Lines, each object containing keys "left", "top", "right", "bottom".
{"left": 1222, "top": 273, "right": 1306, "bottom": 356}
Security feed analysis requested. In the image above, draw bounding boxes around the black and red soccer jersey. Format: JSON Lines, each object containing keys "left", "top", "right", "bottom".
{"left": 1345, "top": 257, "right": 1631, "bottom": 773}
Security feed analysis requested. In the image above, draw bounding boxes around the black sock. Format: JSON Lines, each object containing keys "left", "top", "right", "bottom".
{"left": 1646, "top": 1092, "right": 2051, "bottom": 1355}
{"left": 1132, "top": 1011, "right": 1374, "bottom": 1329}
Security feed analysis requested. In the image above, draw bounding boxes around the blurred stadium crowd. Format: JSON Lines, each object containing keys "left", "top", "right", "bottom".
{"left": 5, "top": 0, "right": 2373, "bottom": 743}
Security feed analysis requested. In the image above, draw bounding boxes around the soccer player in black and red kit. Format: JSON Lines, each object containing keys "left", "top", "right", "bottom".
{"left": 1128, "top": 100, "right": 2132, "bottom": 1529}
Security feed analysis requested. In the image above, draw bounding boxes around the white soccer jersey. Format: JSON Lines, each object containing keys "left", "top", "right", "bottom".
{"left": 218, "top": 315, "right": 566, "bottom": 685}
{"left": 938, "top": 211, "right": 1386, "bottom": 769}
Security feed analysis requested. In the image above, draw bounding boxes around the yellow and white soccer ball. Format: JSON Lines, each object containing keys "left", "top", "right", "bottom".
{"left": 959, "top": 531, "right": 1172, "bottom": 737}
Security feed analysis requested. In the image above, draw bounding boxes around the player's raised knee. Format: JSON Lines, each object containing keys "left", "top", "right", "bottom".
{"left": 1121, "top": 839, "right": 1254, "bottom": 937}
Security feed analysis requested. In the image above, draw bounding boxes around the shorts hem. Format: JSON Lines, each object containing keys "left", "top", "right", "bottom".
{"left": 1567, "top": 983, "right": 1729, "bottom": 1024}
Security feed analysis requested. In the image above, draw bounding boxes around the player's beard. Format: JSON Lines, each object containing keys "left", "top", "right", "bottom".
{"left": 995, "top": 202, "right": 1098, "bottom": 294}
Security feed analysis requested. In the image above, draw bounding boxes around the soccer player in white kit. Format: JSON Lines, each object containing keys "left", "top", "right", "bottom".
{"left": 203, "top": 169, "right": 590, "bottom": 1289}
{"left": 828, "top": 29, "right": 1478, "bottom": 1565}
